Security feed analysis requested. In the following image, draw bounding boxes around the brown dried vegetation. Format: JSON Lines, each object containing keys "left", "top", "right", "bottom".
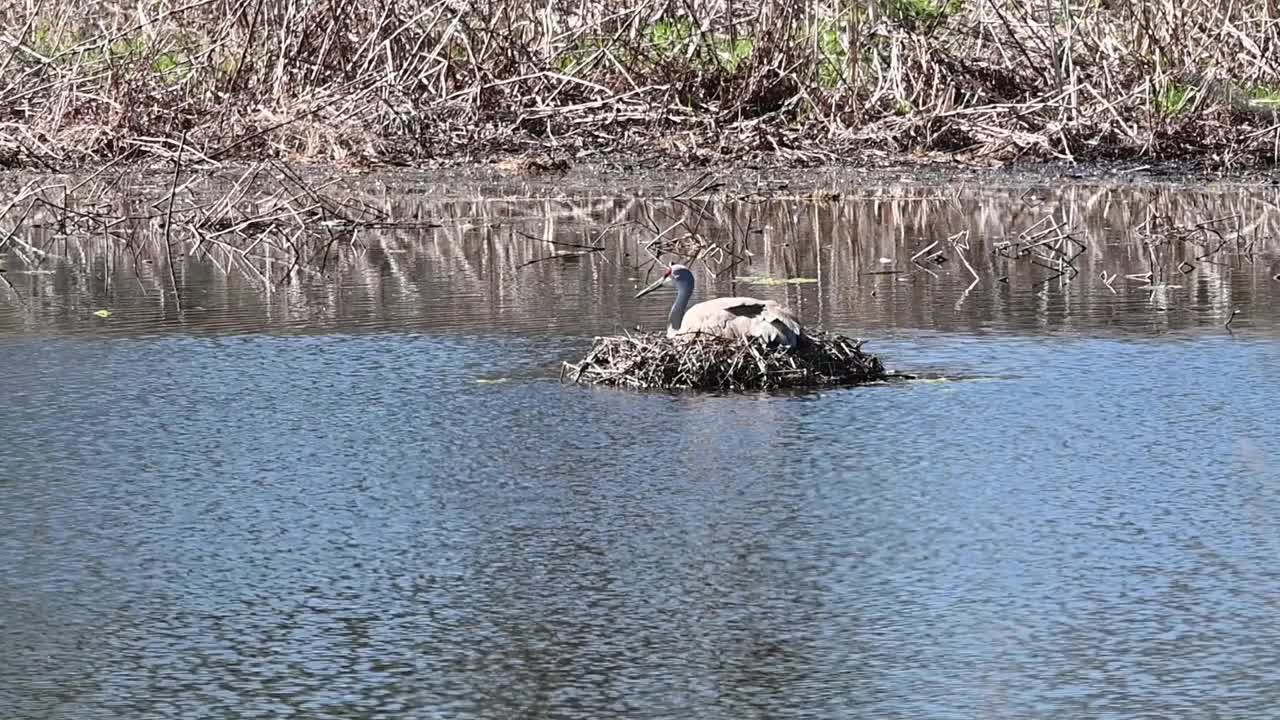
{"left": 561, "top": 330, "right": 890, "bottom": 391}
{"left": 3, "top": 0, "right": 1280, "bottom": 171}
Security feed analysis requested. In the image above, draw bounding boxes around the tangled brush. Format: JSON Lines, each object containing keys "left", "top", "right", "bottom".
{"left": 561, "top": 330, "right": 889, "bottom": 391}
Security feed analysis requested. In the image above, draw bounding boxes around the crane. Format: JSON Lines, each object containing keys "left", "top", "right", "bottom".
{"left": 634, "top": 264, "right": 804, "bottom": 349}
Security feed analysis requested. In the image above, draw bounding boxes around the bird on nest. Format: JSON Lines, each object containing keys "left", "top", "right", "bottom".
{"left": 634, "top": 263, "right": 804, "bottom": 350}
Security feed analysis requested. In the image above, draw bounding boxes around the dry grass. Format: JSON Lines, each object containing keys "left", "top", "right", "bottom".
{"left": 3, "top": 0, "right": 1280, "bottom": 171}
{"left": 561, "top": 330, "right": 889, "bottom": 390}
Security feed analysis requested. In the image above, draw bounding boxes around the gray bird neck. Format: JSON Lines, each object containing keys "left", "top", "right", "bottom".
{"left": 669, "top": 279, "right": 693, "bottom": 332}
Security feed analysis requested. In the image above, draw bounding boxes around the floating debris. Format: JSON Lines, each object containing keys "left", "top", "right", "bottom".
{"left": 561, "top": 330, "right": 890, "bottom": 391}
{"left": 734, "top": 275, "right": 819, "bottom": 285}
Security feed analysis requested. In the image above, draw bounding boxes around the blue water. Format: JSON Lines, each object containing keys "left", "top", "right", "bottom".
{"left": 3, "top": 178, "right": 1280, "bottom": 718}
{"left": 2, "top": 328, "right": 1277, "bottom": 719}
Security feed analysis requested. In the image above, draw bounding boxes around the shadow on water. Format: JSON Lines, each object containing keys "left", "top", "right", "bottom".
{"left": 2, "top": 172, "right": 1280, "bottom": 720}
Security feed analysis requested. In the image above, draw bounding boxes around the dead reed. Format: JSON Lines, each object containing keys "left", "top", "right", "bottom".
{"left": 0, "top": 158, "right": 417, "bottom": 290}
{"left": 4, "top": 0, "right": 1280, "bottom": 171}
{"left": 561, "top": 330, "right": 889, "bottom": 391}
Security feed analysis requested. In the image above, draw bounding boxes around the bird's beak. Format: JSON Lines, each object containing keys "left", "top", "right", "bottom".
{"left": 634, "top": 277, "right": 665, "bottom": 299}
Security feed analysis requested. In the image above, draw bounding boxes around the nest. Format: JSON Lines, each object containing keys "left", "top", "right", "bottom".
{"left": 561, "top": 330, "right": 888, "bottom": 391}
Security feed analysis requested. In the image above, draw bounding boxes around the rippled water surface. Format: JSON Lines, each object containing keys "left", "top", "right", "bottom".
{"left": 3, "top": 172, "right": 1279, "bottom": 718}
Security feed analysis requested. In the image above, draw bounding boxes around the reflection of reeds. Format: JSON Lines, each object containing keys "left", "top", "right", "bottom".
{"left": 2, "top": 173, "right": 1278, "bottom": 334}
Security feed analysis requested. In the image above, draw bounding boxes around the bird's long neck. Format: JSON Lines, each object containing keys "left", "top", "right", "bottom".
{"left": 668, "top": 280, "right": 692, "bottom": 332}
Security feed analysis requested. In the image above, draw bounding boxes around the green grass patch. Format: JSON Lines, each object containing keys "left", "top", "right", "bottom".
{"left": 641, "top": 17, "right": 754, "bottom": 72}
{"left": 816, "top": 24, "right": 845, "bottom": 88}
{"left": 1248, "top": 86, "right": 1280, "bottom": 106}
{"left": 1157, "top": 82, "right": 1196, "bottom": 116}
{"left": 884, "top": 0, "right": 963, "bottom": 32}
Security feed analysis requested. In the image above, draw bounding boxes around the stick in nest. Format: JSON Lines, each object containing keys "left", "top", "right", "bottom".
{"left": 561, "top": 330, "right": 889, "bottom": 391}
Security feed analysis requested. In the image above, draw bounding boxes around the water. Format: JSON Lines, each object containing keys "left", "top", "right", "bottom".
{"left": 2, "top": 173, "right": 1279, "bottom": 718}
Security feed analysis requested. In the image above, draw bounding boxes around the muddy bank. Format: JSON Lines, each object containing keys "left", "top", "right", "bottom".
{"left": 4, "top": 144, "right": 1278, "bottom": 202}
{"left": 5, "top": 139, "right": 1280, "bottom": 187}
{"left": 6, "top": 155, "right": 1276, "bottom": 210}
{"left": 428, "top": 154, "right": 1280, "bottom": 196}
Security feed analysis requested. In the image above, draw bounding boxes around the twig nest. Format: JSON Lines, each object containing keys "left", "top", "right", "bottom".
{"left": 561, "top": 330, "right": 889, "bottom": 391}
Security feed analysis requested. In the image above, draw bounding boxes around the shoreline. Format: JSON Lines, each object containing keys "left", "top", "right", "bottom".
{"left": 3, "top": 150, "right": 1279, "bottom": 196}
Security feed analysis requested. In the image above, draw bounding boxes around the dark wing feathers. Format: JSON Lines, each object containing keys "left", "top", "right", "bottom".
{"left": 725, "top": 303, "right": 766, "bottom": 318}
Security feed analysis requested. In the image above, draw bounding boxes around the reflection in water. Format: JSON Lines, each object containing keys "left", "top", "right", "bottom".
{"left": 2, "top": 176, "right": 1280, "bottom": 719}
{"left": 2, "top": 178, "right": 1279, "bottom": 340}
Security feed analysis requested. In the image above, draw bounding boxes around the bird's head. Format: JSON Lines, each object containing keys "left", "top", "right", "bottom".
{"left": 635, "top": 263, "right": 692, "bottom": 298}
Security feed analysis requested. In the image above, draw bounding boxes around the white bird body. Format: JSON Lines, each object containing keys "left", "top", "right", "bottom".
{"left": 635, "top": 264, "right": 804, "bottom": 349}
